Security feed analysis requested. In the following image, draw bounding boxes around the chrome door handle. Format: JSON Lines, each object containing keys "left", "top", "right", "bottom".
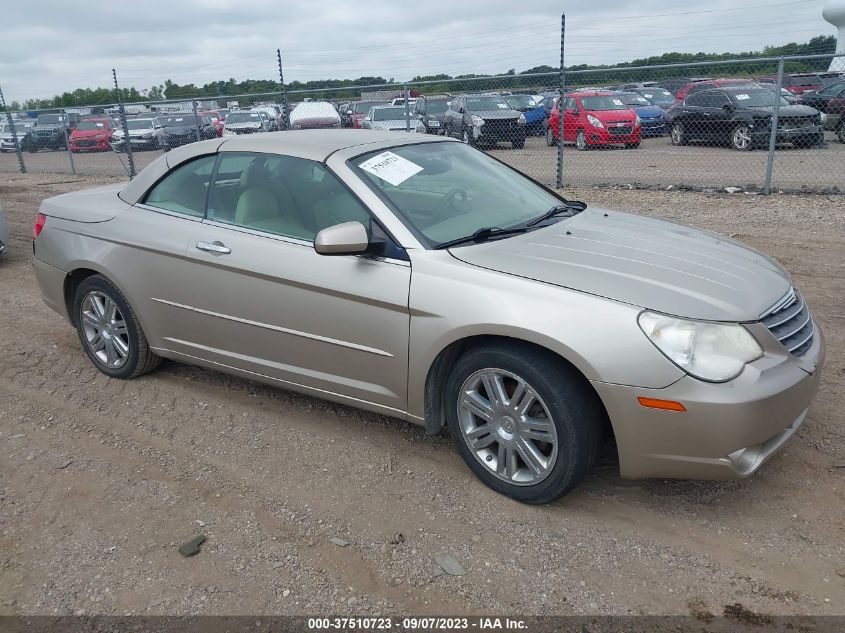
{"left": 196, "top": 240, "right": 231, "bottom": 254}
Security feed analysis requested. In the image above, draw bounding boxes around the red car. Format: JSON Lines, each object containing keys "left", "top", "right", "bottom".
{"left": 68, "top": 117, "right": 117, "bottom": 152}
{"left": 200, "top": 111, "right": 224, "bottom": 137}
{"left": 348, "top": 101, "right": 389, "bottom": 128}
{"left": 546, "top": 92, "right": 641, "bottom": 150}
{"left": 675, "top": 78, "right": 755, "bottom": 102}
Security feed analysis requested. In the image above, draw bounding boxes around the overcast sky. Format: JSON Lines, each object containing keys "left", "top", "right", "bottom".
{"left": 0, "top": 0, "right": 836, "bottom": 103}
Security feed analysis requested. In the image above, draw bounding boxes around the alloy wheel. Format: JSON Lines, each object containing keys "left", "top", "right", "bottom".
{"left": 671, "top": 123, "right": 684, "bottom": 145}
{"left": 457, "top": 368, "right": 558, "bottom": 486}
{"left": 80, "top": 291, "right": 130, "bottom": 369}
{"left": 576, "top": 130, "right": 587, "bottom": 150}
{"left": 732, "top": 125, "right": 752, "bottom": 150}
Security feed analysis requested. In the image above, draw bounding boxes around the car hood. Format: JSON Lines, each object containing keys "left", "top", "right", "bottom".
{"left": 631, "top": 105, "right": 665, "bottom": 118}
{"left": 71, "top": 129, "right": 109, "bottom": 138}
{"left": 473, "top": 109, "right": 521, "bottom": 120}
{"left": 745, "top": 104, "right": 819, "bottom": 117}
{"left": 371, "top": 119, "right": 417, "bottom": 129}
{"left": 587, "top": 109, "right": 637, "bottom": 122}
{"left": 163, "top": 126, "right": 196, "bottom": 135}
{"left": 448, "top": 209, "right": 791, "bottom": 322}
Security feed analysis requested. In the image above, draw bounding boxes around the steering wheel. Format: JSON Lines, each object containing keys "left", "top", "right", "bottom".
{"left": 432, "top": 187, "right": 468, "bottom": 221}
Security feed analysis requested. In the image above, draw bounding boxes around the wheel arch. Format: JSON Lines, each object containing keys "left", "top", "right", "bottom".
{"left": 62, "top": 264, "right": 131, "bottom": 327}
{"left": 422, "top": 334, "right": 613, "bottom": 440}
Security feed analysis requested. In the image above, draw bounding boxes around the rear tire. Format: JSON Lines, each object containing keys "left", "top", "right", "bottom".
{"left": 445, "top": 342, "right": 603, "bottom": 504}
{"left": 73, "top": 275, "right": 161, "bottom": 379}
{"left": 512, "top": 134, "right": 525, "bottom": 149}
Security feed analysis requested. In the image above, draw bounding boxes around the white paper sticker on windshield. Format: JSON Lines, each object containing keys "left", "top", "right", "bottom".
{"left": 497, "top": 103, "right": 508, "bottom": 108}
{"left": 643, "top": 93, "right": 653, "bottom": 98}
{"left": 359, "top": 151, "right": 423, "bottom": 186}
{"left": 735, "top": 94, "right": 750, "bottom": 100}
{"left": 612, "top": 98, "right": 624, "bottom": 106}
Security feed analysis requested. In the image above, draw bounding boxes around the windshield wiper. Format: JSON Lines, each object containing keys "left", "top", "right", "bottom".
{"left": 433, "top": 226, "right": 529, "bottom": 250}
{"left": 525, "top": 200, "right": 587, "bottom": 227}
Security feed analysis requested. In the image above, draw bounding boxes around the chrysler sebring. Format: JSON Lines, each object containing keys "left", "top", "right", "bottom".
{"left": 31, "top": 130, "right": 824, "bottom": 503}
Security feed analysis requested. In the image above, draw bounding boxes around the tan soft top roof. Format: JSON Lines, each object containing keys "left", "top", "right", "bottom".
{"left": 120, "top": 130, "right": 453, "bottom": 205}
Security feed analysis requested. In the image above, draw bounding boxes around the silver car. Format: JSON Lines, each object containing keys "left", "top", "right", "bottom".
{"left": 362, "top": 105, "right": 425, "bottom": 133}
{"left": 31, "top": 130, "right": 825, "bottom": 503}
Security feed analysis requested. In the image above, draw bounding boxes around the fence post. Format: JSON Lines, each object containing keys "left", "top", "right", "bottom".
{"left": 556, "top": 13, "right": 565, "bottom": 189}
{"left": 192, "top": 99, "right": 202, "bottom": 143}
{"left": 763, "top": 58, "right": 784, "bottom": 195}
{"left": 61, "top": 108, "right": 76, "bottom": 176}
{"left": 0, "top": 85, "right": 26, "bottom": 173}
{"left": 277, "top": 48, "right": 288, "bottom": 131}
{"left": 403, "top": 84, "right": 410, "bottom": 132}
{"left": 112, "top": 69, "right": 135, "bottom": 179}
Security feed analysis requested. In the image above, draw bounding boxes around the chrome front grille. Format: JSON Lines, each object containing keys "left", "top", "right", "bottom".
{"left": 761, "top": 288, "right": 814, "bottom": 356}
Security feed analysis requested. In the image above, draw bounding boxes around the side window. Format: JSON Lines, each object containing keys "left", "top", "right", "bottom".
{"left": 143, "top": 155, "right": 216, "bottom": 217}
{"left": 208, "top": 151, "right": 372, "bottom": 242}
{"left": 685, "top": 93, "right": 705, "bottom": 107}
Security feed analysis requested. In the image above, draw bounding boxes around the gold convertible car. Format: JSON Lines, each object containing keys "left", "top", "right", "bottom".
{"left": 31, "top": 130, "right": 824, "bottom": 503}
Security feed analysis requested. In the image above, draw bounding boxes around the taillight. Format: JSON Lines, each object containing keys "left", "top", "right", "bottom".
{"left": 33, "top": 212, "right": 47, "bottom": 240}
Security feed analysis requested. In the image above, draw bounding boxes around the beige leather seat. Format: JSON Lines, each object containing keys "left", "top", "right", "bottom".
{"left": 235, "top": 162, "right": 306, "bottom": 238}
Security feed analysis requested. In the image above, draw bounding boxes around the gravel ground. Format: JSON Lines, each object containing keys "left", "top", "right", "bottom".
{"left": 1, "top": 131, "right": 843, "bottom": 192}
{"left": 0, "top": 173, "right": 843, "bottom": 618}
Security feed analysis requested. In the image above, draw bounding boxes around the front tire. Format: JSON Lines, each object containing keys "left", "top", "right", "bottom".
{"left": 731, "top": 123, "right": 753, "bottom": 151}
{"left": 576, "top": 129, "right": 588, "bottom": 151}
{"left": 624, "top": 141, "right": 640, "bottom": 149}
{"left": 445, "top": 343, "right": 603, "bottom": 504}
{"left": 74, "top": 275, "right": 161, "bottom": 379}
{"left": 545, "top": 127, "right": 556, "bottom": 146}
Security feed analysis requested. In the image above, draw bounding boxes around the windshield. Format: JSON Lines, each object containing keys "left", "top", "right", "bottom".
{"left": 617, "top": 94, "right": 651, "bottom": 106}
{"left": 638, "top": 88, "right": 674, "bottom": 104}
{"left": 579, "top": 96, "right": 628, "bottom": 111}
{"left": 353, "top": 142, "right": 566, "bottom": 247}
{"left": 76, "top": 121, "right": 107, "bottom": 131}
{"left": 354, "top": 101, "right": 387, "bottom": 113}
{"left": 36, "top": 114, "right": 64, "bottom": 125}
{"left": 424, "top": 101, "right": 449, "bottom": 114}
{"left": 730, "top": 90, "right": 789, "bottom": 107}
{"left": 162, "top": 115, "right": 198, "bottom": 126}
{"left": 372, "top": 107, "right": 411, "bottom": 121}
{"left": 1, "top": 122, "right": 30, "bottom": 133}
{"left": 127, "top": 119, "right": 155, "bottom": 130}
{"left": 466, "top": 96, "right": 511, "bottom": 111}
{"left": 227, "top": 112, "right": 262, "bottom": 123}
{"left": 505, "top": 95, "right": 537, "bottom": 109}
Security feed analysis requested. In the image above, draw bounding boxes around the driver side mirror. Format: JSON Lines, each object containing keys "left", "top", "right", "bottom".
{"left": 314, "top": 221, "right": 370, "bottom": 256}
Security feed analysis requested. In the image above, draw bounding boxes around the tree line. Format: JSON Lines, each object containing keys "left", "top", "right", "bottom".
{"left": 3, "top": 35, "right": 836, "bottom": 111}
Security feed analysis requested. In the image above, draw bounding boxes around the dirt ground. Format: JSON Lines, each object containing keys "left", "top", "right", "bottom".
{"left": 0, "top": 173, "right": 843, "bottom": 618}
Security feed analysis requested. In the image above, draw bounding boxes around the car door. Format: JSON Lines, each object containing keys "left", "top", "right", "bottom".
{"left": 185, "top": 150, "right": 413, "bottom": 415}
{"left": 445, "top": 97, "right": 462, "bottom": 136}
{"left": 121, "top": 154, "right": 218, "bottom": 356}
{"left": 563, "top": 97, "right": 579, "bottom": 142}
{"left": 679, "top": 92, "right": 710, "bottom": 140}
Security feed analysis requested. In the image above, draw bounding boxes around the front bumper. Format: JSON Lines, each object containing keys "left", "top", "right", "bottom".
{"left": 0, "top": 138, "right": 19, "bottom": 151}
{"left": 473, "top": 124, "right": 526, "bottom": 143}
{"left": 592, "top": 326, "right": 825, "bottom": 480}
{"left": 585, "top": 125, "right": 641, "bottom": 145}
{"left": 751, "top": 124, "right": 824, "bottom": 144}
{"left": 70, "top": 138, "right": 111, "bottom": 152}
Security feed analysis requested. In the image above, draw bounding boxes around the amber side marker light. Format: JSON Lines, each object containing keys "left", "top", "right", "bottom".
{"left": 637, "top": 397, "right": 687, "bottom": 412}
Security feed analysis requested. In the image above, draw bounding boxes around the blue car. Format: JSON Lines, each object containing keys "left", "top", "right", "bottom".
{"left": 615, "top": 92, "right": 667, "bottom": 137}
{"left": 505, "top": 94, "right": 547, "bottom": 136}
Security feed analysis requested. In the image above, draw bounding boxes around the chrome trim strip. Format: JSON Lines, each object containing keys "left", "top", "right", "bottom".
{"left": 764, "top": 295, "right": 804, "bottom": 328}
{"left": 150, "top": 297, "right": 393, "bottom": 357}
{"left": 760, "top": 286, "right": 797, "bottom": 319}
{"left": 787, "top": 321, "right": 815, "bottom": 353}
{"left": 776, "top": 310, "right": 812, "bottom": 342}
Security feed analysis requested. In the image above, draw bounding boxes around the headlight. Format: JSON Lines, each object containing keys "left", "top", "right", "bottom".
{"left": 638, "top": 311, "right": 763, "bottom": 382}
{"left": 634, "top": 114, "right": 641, "bottom": 126}
{"left": 586, "top": 114, "right": 604, "bottom": 128}
{"left": 517, "top": 113, "right": 526, "bottom": 125}
{"left": 470, "top": 115, "right": 485, "bottom": 127}
{"left": 94, "top": 134, "right": 106, "bottom": 139}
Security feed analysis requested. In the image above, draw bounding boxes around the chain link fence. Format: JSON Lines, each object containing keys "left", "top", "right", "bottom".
{"left": 1, "top": 52, "right": 843, "bottom": 194}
